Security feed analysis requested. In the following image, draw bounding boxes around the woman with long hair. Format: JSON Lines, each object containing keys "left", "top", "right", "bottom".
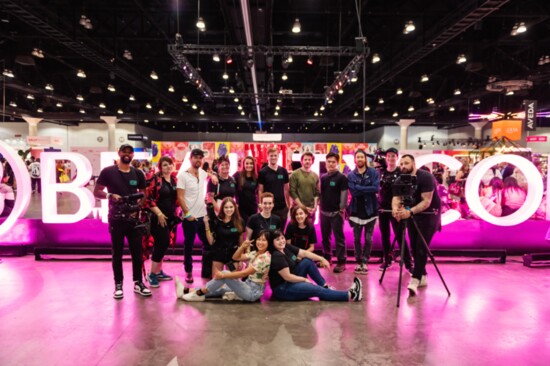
{"left": 502, "top": 176, "right": 527, "bottom": 216}
{"left": 233, "top": 156, "right": 258, "bottom": 224}
{"left": 285, "top": 205, "right": 316, "bottom": 252}
{"left": 268, "top": 230, "right": 363, "bottom": 302}
{"left": 207, "top": 155, "right": 236, "bottom": 214}
{"left": 204, "top": 197, "right": 245, "bottom": 273}
{"left": 176, "top": 229, "right": 271, "bottom": 302}
{"left": 143, "top": 156, "right": 179, "bottom": 287}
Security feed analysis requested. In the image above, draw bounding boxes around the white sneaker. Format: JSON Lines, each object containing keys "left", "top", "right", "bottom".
{"left": 222, "top": 291, "right": 243, "bottom": 301}
{"left": 175, "top": 276, "right": 184, "bottom": 299}
{"left": 182, "top": 291, "right": 205, "bottom": 302}
{"left": 407, "top": 278, "right": 420, "bottom": 296}
{"left": 418, "top": 275, "right": 428, "bottom": 288}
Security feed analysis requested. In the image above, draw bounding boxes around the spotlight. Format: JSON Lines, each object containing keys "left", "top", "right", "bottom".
{"left": 56, "top": 102, "right": 63, "bottom": 108}
{"left": 392, "top": 112, "right": 398, "bottom": 117}
{"left": 320, "top": 106, "right": 325, "bottom": 111}
{"left": 192, "top": 104, "right": 197, "bottom": 110}
{"left": 314, "top": 111, "right": 319, "bottom": 116}
{"left": 99, "top": 102, "right": 106, "bottom": 109}
{"left": 449, "top": 106, "right": 455, "bottom": 112}
{"left": 79, "top": 15, "right": 87, "bottom": 26}
{"left": 158, "top": 109, "right": 165, "bottom": 115}
{"left": 354, "top": 111, "right": 359, "bottom": 117}
{"left": 473, "top": 99, "right": 480, "bottom": 105}
{"left": 117, "top": 109, "right": 124, "bottom": 115}
{"left": 182, "top": 96, "right": 188, "bottom": 103}
{"left": 421, "top": 74, "right": 429, "bottom": 82}
{"left": 76, "top": 94, "right": 84, "bottom": 101}
{"left": 123, "top": 49, "right": 133, "bottom": 60}
{"left": 408, "top": 106, "right": 415, "bottom": 112}
{"left": 286, "top": 54, "right": 293, "bottom": 63}
{"left": 9, "top": 101, "right": 17, "bottom": 107}
{"left": 506, "top": 90, "right": 514, "bottom": 96}
{"left": 212, "top": 53, "right": 220, "bottom": 62}
{"left": 307, "top": 56, "right": 313, "bottom": 65}
{"left": 32, "top": 48, "right": 45, "bottom": 58}
{"left": 196, "top": 17, "right": 206, "bottom": 31}
{"left": 225, "top": 55, "right": 233, "bottom": 64}
{"left": 396, "top": 88, "right": 403, "bottom": 95}
{"left": 107, "top": 84, "right": 116, "bottom": 92}
{"left": 146, "top": 103, "right": 152, "bottom": 109}
{"left": 2, "top": 69, "right": 14, "bottom": 78}
{"left": 292, "top": 18, "right": 301, "bottom": 33}
{"left": 378, "top": 98, "right": 384, "bottom": 104}
{"left": 168, "top": 85, "right": 175, "bottom": 92}
{"left": 233, "top": 97, "right": 239, "bottom": 102}
{"left": 403, "top": 20, "right": 415, "bottom": 34}
{"left": 150, "top": 70, "right": 158, "bottom": 80}
{"left": 27, "top": 94, "right": 35, "bottom": 100}
{"left": 229, "top": 87, "right": 235, "bottom": 94}
{"left": 37, "top": 108, "right": 43, "bottom": 113}
{"left": 240, "top": 111, "right": 245, "bottom": 116}
{"left": 364, "top": 105, "right": 370, "bottom": 111}
{"left": 516, "top": 22, "right": 527, "bottom": 34}
{"left": 77, "top": 69, "right": 87, "bottom": 78}
{"left": 281, "top": 73, "right": 288, "bottom": 81}
{"left": 45, "top": 84, "right": 54, "bottom": 91}
{"left": 372, "top": 53, "right": 380, "bottom": 64}
{"left": 456, "top": 54, "right": 467, "bottom": 64}
{"left": 338, "top": 89, "right": 344, "bottom": 95}
{"left": 454, "top": 89, "right": 461, "bottom": 95}
{"left": 222, "top": 72, "right": 229, "bottom": 80}
{"left": 79, "top": 108, "right": 86, "bottom": 114}
{"left": 129, "top": 95, "right": 136, "bottom": 101}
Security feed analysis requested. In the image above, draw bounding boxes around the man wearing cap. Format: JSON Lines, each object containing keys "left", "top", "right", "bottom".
{"left": 378, "top": 148, "right": 413, "bottom": 272}
{"left": 347, "top": 149, "right": 380, "bottom": 274}
{"left": 176, "top": 148, "right": 210, "bottom": 283}
{"left": 94, "top": 144, "right": 151, "bottom": 299}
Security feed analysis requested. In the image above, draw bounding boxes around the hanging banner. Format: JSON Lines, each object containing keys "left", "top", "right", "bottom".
{"left": 492, "top": 120, "right": 522, "bottom": 141}
{"left": 524, "top": 100, "right": 537, "bottom": 131}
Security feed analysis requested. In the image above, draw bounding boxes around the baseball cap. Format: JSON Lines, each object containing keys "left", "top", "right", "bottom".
{"left": 190, "top": 148, "right": 204, "bottom": 157}
{"left": 119, "top": 144, "right": 134, "bottom": 152}
{"left": 385, "top": 147, "right": 399, "bottom": 156}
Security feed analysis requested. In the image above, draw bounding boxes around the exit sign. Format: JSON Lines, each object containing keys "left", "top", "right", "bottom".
{"left": 526, "top": 136, "right": 547, "bottom": 142}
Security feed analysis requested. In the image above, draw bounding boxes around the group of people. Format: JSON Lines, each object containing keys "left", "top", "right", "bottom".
{"left": 95, "top": 144, "right": 442, "bottom": 302}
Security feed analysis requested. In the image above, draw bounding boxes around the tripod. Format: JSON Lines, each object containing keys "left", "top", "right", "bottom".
{"left": 379, "top": 209, "right": 451, "bottom": 307}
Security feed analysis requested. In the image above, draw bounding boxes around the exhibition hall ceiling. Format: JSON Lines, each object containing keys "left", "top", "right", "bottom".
{"left": 1, "top": 0, "right": 549, "bottom": 134}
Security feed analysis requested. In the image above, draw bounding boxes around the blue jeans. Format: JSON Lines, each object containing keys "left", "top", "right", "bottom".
{"left": 272, "top": 259, "right": 349, "bottom": 301}
{"left": 182, "top": 217, "right": 208, "bottom": 274}
{"left": 205, "top": 275, "right": 265, "bottom": 302}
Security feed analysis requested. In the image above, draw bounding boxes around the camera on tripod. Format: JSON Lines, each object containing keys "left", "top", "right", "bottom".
{"left": 372, "top": 148, "right": 387, "bottom": 171}
{"left": 392, "top": 174, "right": 417, "bottom": 206}
{"left": 110, "top": 192, "right": 144, "bottom": 221}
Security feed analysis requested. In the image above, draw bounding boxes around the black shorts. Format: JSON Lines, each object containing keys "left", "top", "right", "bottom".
{"left": 211, "top": 246, "right": 238, "bottom": 264}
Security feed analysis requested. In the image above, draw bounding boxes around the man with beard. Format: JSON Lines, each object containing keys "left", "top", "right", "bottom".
{"left": 347, "top": 150, "right": 380, "bottom": 274}
{"left": 289, "top": 152, "right": 320, "bottom": 219}
{"left": 378, "top": 148, "right": 413, "bottom": 272}
{"left": 392, "top": 154, "right": 441, "bottom": 296}
{"left": 94, "top": 144, "right": 150, "bottom": 299}
{"left": 177, "top": 149, "right": 210, "bottom": 283}
{"left": 258, "top": 147, "right": 291, "bottom": 228}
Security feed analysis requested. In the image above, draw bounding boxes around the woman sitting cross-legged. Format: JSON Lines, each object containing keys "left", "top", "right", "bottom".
{"left": 268, "top": 229, "right": 363, "bottom": 302}
{"left": 175, "top": 229, "right": 271, "bottom": 302}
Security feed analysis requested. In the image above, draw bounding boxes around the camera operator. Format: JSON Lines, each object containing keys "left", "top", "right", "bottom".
{"left": 392, "top": 154, "right": 441, "bottom": 295}
{"left": 378, "top": 148, "right": 413, "bottom": 272}
{"left": 94, "top": 144, "right": 150, "bottom": 299}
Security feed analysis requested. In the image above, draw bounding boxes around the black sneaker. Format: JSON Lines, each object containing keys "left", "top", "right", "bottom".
{"left": 113, "top": 283, "right": 123, "bottom": 299}
{"left": 349, "top": 277, "right": 363, "bottom": 301}
{"left": 134, "top": 281, "right": 152, "bottom": 297}
{"left": 333, "top": 263, "right": 346, "bottom": 273}
{"left": 405, "top": 262, "right": 414, "bottom": 275}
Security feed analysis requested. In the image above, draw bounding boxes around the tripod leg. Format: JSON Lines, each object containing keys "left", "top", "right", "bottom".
{"left": 396, "top": 221, "right": 408, "bottom": 307}
{"left": 379, "top": 236, "right": 398, "bottom": 285}
{"left": 410, "top": 217, "right": 451, "bottom": 297}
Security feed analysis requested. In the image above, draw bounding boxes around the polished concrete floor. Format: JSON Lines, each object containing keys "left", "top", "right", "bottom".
{"left": 0, "top": 255, "right": 549, "bottom": 366}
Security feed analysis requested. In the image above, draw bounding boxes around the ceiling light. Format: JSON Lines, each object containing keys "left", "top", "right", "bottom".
{"left": 426, "top": 98, "right": 434, "bottom": 104}
{"left": 275, "top": 105, "right": 281, "bottom": 111}
{"left": 123, "top": 49, "right": 133, "bottom": 60}
{"left": 196, "top": 17, "right": 206, "bottom": 31}
{"left": 456, "top": 54, "right": 467, "bottom": 64}
{"left": 76, "top": 69, "right": 86, "bottom": 78}
{"left": 32, "top": 48, "right": 44, "bottom": 58}
{"left": 84, "top": 18, "right": 93, "bottom": 30}
{"left": 144, "top": 119, "right": 149, "bottom": 123}
{"left": 222, "top": 72, "right": 229, "bottom": 80}
{"left": 364, "top": 105, "right": 370, "bottom": 111}
{"left": 370, "top": 121, "right": 375, "bottom": 125}
{"left": 76, "top": 94, "right": 84, "bottom": 101}
{"left": 229, "top": 87, "right": 235, "bottom": 94}
{"left": 233, "top": 97, "right": 239, "bottom": 102}
{"left": 212, "top": 53, "right": 220, "bottom": 62}
{"left": 56, "top": 102, "right": 63, "bottom": 108}
{"left": 79, "top": 108, "right": 86, "bottom": 114}
{"left": 182, "top": 96, "right": 188, "bottom": 103}
{"left": 158, "top": 109, "right": 165, "bottom": 115}
{"left": 421, "top": 74, "right": 429, "bottom": 82}
{"left": 37, "top": 108, "right": 43, "bottom": 113}
{"left": 99, "top": 102, "right": 106, "bottom": 109}
{"left": 449, "top": 106, "right": 455, "bottom": 112}
{"left": 281, "top": 73, "right": 288, "bottom": 81}
{"left": 372, "top": 53, "right": 380, "bottom": 64}
{"left": 473, "top": 99, "right": 480, "bottom": 105}
{"left": 378, "top": 98, "right": 384, "bottom": 104}
{"left": 327, "top": 99, "right": 333, "bottom": 104}
{"left": 168, "top": 85, "right": 175, "bottom": 92}
{"left": 107, "top": 84, "right": 116, "bottom": 92}
{"left": 200, "top": 109, "right": 205, "bottom": 115}
{"left": 314, "top": 111, "right": 319, "bottom": 116}
{"left": 45, "top": 84, "right": 54, "bottom": 91}
{"left": 506, "top": 90, "right": 514, "bottom": 96}
{"left": 79, "top": 15, "right": 87, "bottom": 26}
{"left": 392, "top": 112, "right": 399, "bottom": 117}
{"left": 2, "top": 69, "right": 14, "bottom": 78}
{"left": 287, "top": 54, "right": 293, "bottom": 63}
{"left": 117, "top": 109, "right": 124, "bottom": 115}
{"left": 307, "top": 56, "right": 313, "bottom": 65}
{"left": 320, "top": 106, "right": 325, "bottom": 111}
{"left": 338, "top": 89, "right": 344, "bottom": 95}
{"left": 408, "top": 106, "right": 415, "bottom": 112}
{"left": 26, "top": 94, "right": 35, "bottom": 100}
{"left": 150, "top": 70, "right": 158, "bottom": 80}
{"left": 225, "top": 55, "right": 233, "bottom": 64}
{"left": 454, "top": 89, "right": 461, "bottom": 95}
{"left": 403, "top": 20, "right": 415, "bottom": 34}
{"left": 354, "top": 111, "right": 359, "bottom": 117}
{"left": 192, "top": 104, "right": 197, "bottom": 110}
{"left": 350, "top": 74, "right": 358, "bottom": 83}
{"left": 274, "top": 111, "right": 279, "bottom": 116}
{"left": 292, "top": 18, "right": 301, "bottom": 33}
{"left": 129, "top": 95, "right": 135, "bottom": 101}
{"left": 240, "top": 111, "right": 245, "bottom": 116}
{"left": 9, "top": 101, "right": 17, "bottom": 107}
{"left": 396, "top": 88, "right": 403, "bottom": 95}
{"left": 516, "top": 22, "right": 527, "bottom": 34}
{"left": 238, "top": 105, "right": 243, "bottom": 110}
{"left": 146, "top": 103, "right": 152, "bottom": 109}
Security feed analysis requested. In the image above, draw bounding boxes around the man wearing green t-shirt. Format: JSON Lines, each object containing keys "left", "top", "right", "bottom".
{"left": 289, "top": 152, "right": 320, "bottom": 218}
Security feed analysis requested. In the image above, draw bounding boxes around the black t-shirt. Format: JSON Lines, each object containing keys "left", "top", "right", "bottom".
{"left": 413, "top": 169, "right": 441, "bottom": 216}
{"left": 246, "top": 213, "right": 282, "bottom": 240}
{"left": 285, "top": 223, "right": 317, "bottom": 250}
{"left": 207, "top": 175, "right": 236, "bottom": 201}
{"left": 320, "top": 171, "right": 348, "bottom": 212}
{"left": 97, "top": 166, "right": 146, "bottom": 220}
{"left": 379, "top": 168, "right": 400, "bottom": 209}
{"left": 212, "top": 218, "right": 244, "bottom": 250}
{"left": 269, "top": 244, "right": 300, "bottom": 289}
{"left": 258, "top": 166, "right": 289, "bottom": 210}
{"left": 156, "top": 178, "right": 178, "bottom": 218}
{"left": 233, "top": 171, "right": 258, "bottom": 216}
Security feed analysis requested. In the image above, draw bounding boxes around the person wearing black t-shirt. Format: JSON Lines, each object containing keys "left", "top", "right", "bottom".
{"left": 268, "top": 230, "right": 363, "bottom": 302}
{"left": 207, "top": 156, "right": 236, "bottom": 214}
{"left": 204, "top": 197, "right": 245, "bottom": 273}
{"left": 320, "top": 153, "right": 349, "bottom": 273}
{"left": 285, "top": 206, "right": 317, "bottom": 252}
{"left": 258, "top": 147, "right": 291, "bottom": 229}
{"left": 94, "top": 144, "right": 150, "bottom": 299}
{"left": 246, "top": 192, "right": 282, "bottom": 240}
{"left": 392, "top": 154, "right": 441, "bottom": 296}
{"left": 233, "top": 156, "right": 258, "bottom": 223}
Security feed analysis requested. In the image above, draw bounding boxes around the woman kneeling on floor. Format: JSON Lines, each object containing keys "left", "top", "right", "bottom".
{"left": 176, "top": 229, "right": 271, "bottom": 302}
{"left": 268, "top": 229, "right": 362, "bottom": 302}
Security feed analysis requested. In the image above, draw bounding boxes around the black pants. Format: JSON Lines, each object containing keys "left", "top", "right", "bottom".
{"left": 182, "top": 217, "right": 209, "bottom": 276}
{"left": 407, "top": 216, "right": 440, "bottom": 280}
{"left": 379, "top": 211, "right": 412, "bottom": 265}
{"left": 150, "top": 216, "right": 171, "bottom": 263}
{"left": 109, "top": 220, "right": 143, "bottom": 284}
{"left": 31, "top": 177, "right": 41, "bottom": 193}
{"left": 320, "top": 213, "right": 346, "bottom": 264}
{"left": 272, "top": 206, "right": 289, "bottom": 231}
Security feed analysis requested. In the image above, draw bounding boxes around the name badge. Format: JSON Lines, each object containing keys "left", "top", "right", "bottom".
{"left": 251, "top": 182, "right": 257, "bottom": 186}
{"left": 291, "top": 255, "right": 297, "bottom": 261}
{"left": 269, "top": 224, "right": 277, "bottom": 230}
{"left": 129, "top": 180, "right": 138, "bottom": 186}
{"left": 277, "top": 174, "right": 283, "bottom": 179}
{"left": 329, "top": 181, "right": 336, "bottom": 186}
{"left": 230, "top": 228, "right": 238, "bottom": 233}
{"left": 230, "top": 183, "right": 235, "bottom": 188}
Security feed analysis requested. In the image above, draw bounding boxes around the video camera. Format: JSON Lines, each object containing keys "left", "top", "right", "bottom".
{"left": 372, "top": 148, "right": 387, "bottom": 171}
{"left": 110, "top": 192, "right": 144, "bottom": 222}
{"left": 392, "top": 174, "right": 417, "bottom": 207}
